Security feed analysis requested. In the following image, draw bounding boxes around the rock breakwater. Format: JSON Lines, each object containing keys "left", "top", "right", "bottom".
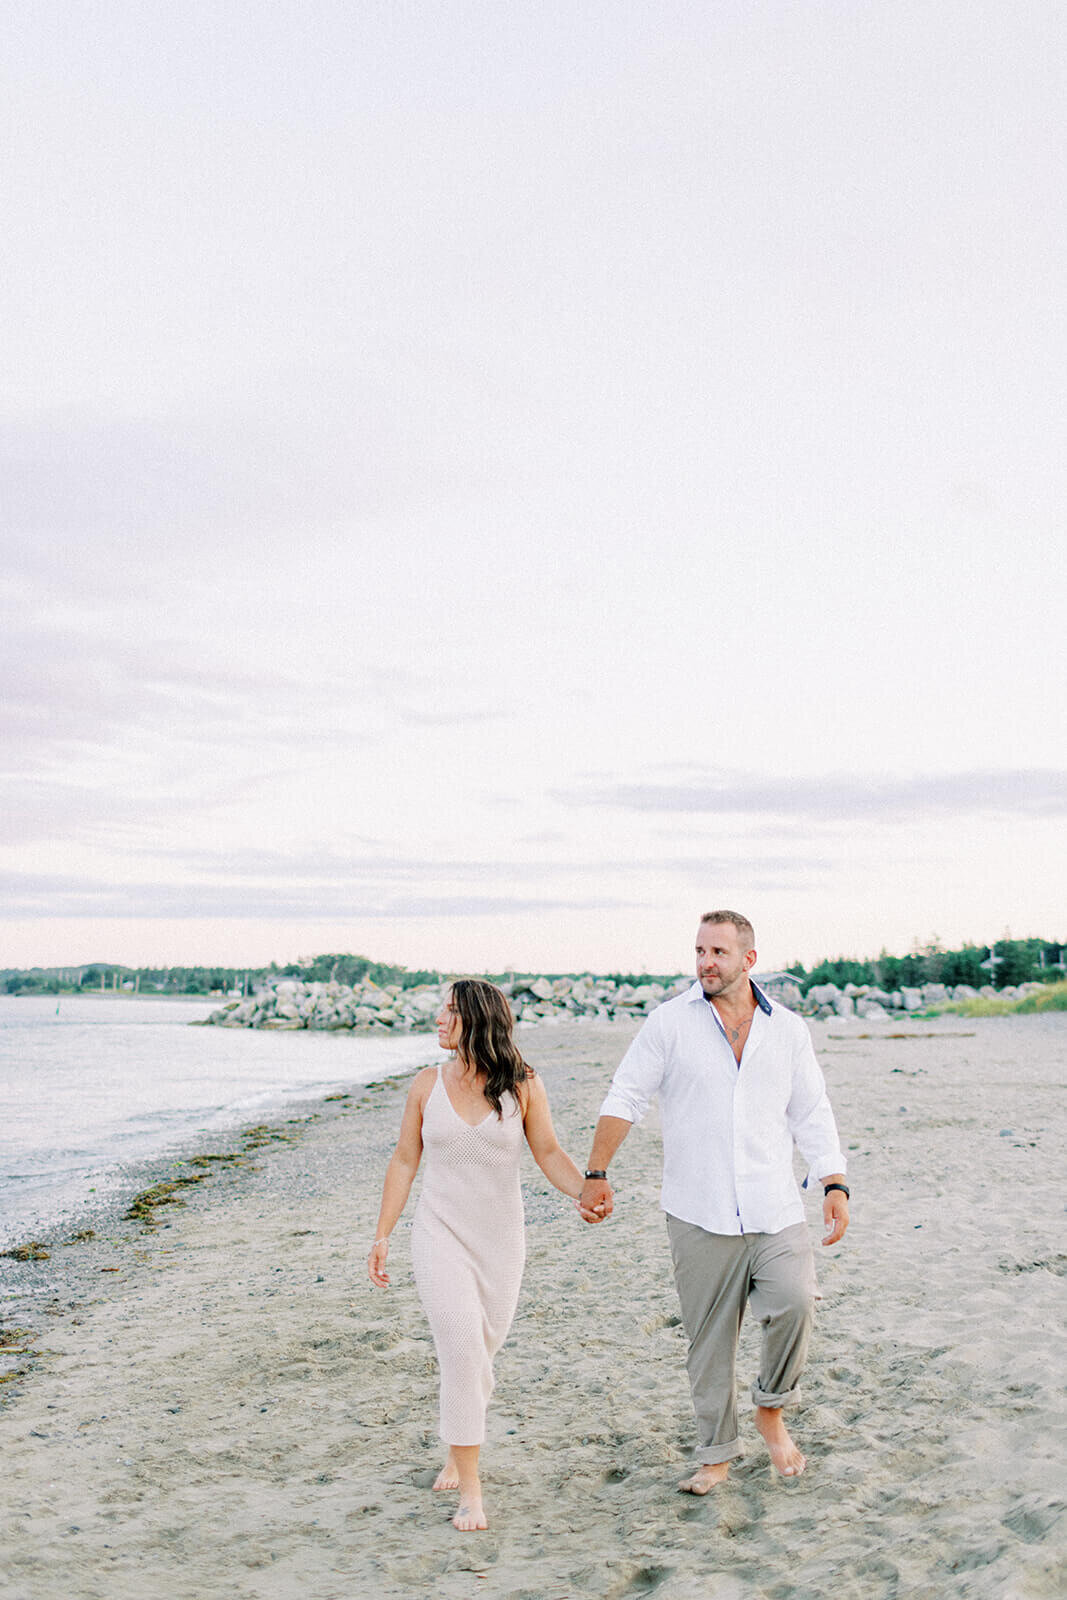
{"left": 801, "top": 978, "right": 1046, "bottom": 1019}
{"left": 204, "top": 973, "right": 1049, "bottom": 1032}
{"left": 204, "top": 974, "right": 692, "bottom": 1033}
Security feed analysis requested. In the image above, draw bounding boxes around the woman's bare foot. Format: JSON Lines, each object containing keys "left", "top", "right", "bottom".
{"left": 754, "top": 1406, "right": 806, "bottom": 1476}
{"left": 433, "top": 1454, "right": 460, "bottom": 1490}
{"left": 678, "top": 1461, "right": 730, "bottom": 1494}
{"left": 452, "top": 1485, "right": 488, "bottom": 1531}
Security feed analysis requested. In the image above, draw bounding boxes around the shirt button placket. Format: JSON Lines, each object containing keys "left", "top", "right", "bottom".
{"left": 732, "top": 1058, "right": 744, "bottom": 1234}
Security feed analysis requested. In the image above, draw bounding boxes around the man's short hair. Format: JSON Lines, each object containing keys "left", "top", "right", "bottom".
{"left": 699, "top": 909, "right": 755, "bottom": 950}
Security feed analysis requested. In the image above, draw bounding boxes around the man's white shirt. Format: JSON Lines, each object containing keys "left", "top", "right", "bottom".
{"left": 599, "top": 981, "right": 846, "bottom": 1236}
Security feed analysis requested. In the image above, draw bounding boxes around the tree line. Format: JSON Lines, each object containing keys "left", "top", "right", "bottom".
{"left": 786, "top": 937, "right": 1065, "bottom": 994}
{"left": 2, "top": 937, "right": 1063, "bottom": 998}
{"left": 0, "top": 952, "right": 442, "bottom": 997}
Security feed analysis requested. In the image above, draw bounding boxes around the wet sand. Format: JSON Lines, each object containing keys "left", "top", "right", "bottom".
{"left": 1, "top": 1015, "right": 1064, "bottom": 1599}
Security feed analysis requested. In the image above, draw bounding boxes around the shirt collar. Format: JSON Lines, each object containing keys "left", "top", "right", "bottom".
{"left": 687, "top": 978, "right": 773, "bottom": 1015}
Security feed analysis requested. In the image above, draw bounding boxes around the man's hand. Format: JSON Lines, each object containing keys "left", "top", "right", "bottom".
{"left": 822, "top": 1189, "right": 849, "bottom": 1246}
{"left": 578, "top": 1176, "right": 613, "bottom": 1224}
{"left": 578, "top": 1117, "right": 630, "bottom": 1223}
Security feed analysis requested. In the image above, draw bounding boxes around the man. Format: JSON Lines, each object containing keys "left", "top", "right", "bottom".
{"left": 579, "top": 910, "right": 849, "bottom": 1492}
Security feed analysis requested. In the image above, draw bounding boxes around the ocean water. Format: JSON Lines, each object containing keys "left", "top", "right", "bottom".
{"left": 0, "top": 995, "right": 440, "bottom": 1248}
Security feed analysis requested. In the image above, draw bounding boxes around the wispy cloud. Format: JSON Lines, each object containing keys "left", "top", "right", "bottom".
{"left": 0, "top": 871, "right": 632, "bottom": 922}
{"left": 0, "top": 825, "right": 834, "bottom": 921}
{"left": 0, "top": 615, "right": 388, "bottom": 847}
{"left": 0, "top": 614, "right": 500, "bottom": 787}
{"left": 555, "top": 769, "right": 1067, "bottom": 823}
{"left": 0, "top": 621, "right": 319, "bottom": 762}
{"left": 139, "top": 845, "right": 832, "bottom": 883}
{"left": 0, "top": 371, "right": 470, "bottom": 551}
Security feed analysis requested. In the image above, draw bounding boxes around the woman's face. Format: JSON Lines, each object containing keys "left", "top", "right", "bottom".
{"left": 435, "top": 993, "right": 463, "bottom": 1052}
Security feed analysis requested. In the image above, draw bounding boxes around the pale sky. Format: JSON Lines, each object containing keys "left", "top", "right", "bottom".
{"left": 2, "top": 2, "right": 1064, "bottom": 976}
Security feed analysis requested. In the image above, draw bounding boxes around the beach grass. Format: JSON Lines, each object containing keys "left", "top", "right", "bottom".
{"left": 934, "top": 980, "right": 1067, "bottom": 1018}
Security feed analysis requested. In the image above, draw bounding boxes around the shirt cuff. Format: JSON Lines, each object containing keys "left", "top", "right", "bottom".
{"left": 598, "top": 1090, "right": 644, "bottom": 1125}
{"left": 804, "top": 1152, "right": 847, "bottom": 1189}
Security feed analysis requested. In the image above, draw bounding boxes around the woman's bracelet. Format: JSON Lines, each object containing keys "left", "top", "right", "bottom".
{"left": 373, "top": 1237, "right": 388, "bottom": 1247}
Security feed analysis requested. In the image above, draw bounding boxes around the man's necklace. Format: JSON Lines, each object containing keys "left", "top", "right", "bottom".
{"left": 706, "top": 995, "right": 754, "bottom": 1046}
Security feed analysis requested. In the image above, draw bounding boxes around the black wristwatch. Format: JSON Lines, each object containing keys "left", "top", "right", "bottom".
{"left": 584, "top": 1169, "right": 608, "bottom": 1181}
{"left": 823, "top": 1181, "right": 850, "bottom": 1199}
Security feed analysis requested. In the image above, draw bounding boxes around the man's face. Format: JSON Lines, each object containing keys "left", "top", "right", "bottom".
{"left": 695, "top": 922, "right": 755, "bottom": 999}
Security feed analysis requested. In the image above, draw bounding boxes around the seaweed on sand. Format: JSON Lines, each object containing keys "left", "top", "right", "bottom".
{"left": 240, "top": 1124, "right": 295, "bottom": 1150}
{"left": 124, "top": 1122, "right": 305, "bottom": 1228}
{"left": 1, "top": 1241, "right": 51, "bottom": 1262}
{"left": 0, "top": 1324, "right": 37, "bottom": 1387}
{"left": 124, "top": 1174, "right": 207, "bottom": 1226}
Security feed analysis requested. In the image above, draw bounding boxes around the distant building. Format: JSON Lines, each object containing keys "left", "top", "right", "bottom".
{"left": 752, "top": 970, "right": 804, "bottom": 1011}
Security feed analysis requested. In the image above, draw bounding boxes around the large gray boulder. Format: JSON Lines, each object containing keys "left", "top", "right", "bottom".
{"left": 807, "top": 983, "right": 841, "bottom": 1006}
{"left": 857, "top": 1000, "right": 889, "bottom": 1020}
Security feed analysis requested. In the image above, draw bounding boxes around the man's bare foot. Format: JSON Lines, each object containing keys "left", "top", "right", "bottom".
{"left": 452, "top": 1486, "right": 488, "bottom": 1531}
{"left": 433, "top": 1455, "right": 459, "bottom": 1490}
{"left": 754, "top": 1406, "right": 806, "bottom": 1477}
{"left": 678, "top": 1461, "right": 730, "bottom": 1494}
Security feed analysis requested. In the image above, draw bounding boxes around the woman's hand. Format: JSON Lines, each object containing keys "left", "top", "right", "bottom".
{"left": 368, "top": 1237, "right": 390, "bottom": 1286}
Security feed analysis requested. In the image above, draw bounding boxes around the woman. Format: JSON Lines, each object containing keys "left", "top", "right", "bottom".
{"left": 367, "top": 978, "right": 588, "bottom": 1532}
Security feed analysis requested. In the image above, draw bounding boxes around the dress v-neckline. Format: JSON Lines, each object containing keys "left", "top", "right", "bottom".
{"left": 438, "top": 1067, "right": 494, "bottom": 1129}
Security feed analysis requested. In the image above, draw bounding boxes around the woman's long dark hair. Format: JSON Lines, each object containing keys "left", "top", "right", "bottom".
{"left": 449, "top": 978, "right": 531, "bottom": 1118}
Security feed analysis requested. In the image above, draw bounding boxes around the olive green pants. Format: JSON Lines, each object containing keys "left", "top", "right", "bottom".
{"left": 665, "top": 1216, "right": 818, "bottom": 1465}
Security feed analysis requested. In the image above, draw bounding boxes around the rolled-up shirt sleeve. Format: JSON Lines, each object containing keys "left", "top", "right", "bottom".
{"left": 598, "top": 1012, "right": 666, "bottom": 1124}
{"left": 786, "top": 1026, "right": 847, "bottom": 1187}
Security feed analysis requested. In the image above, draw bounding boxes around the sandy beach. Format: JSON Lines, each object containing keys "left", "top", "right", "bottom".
{"left": 1, "top": 1014, "right": 1064, "bottom": 1600}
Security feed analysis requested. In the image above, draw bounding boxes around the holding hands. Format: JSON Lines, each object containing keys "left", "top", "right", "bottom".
{"left": 577, "top": 1176, "right": 613, "bottom": 1224}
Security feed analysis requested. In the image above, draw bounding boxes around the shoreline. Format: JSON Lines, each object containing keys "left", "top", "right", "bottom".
{"left": 0, "top": 997, "right": 444, "bottom": 1258}
{"left": 0, "top": 1062, "right": 431, "bottom": 1353}
{"left": 1, "top": 1014, "right": 1064, "bottom": 1599}
{"left": 8, "top": 991, "right": 223, "bottom": 1003}
{"left": 0, "top": 1010, "right": 588, "bottom": 1369}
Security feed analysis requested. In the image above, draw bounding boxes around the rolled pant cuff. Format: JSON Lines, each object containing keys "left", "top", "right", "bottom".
{"left": 751, "top": 1382, "right": 800, "bottom": 1409}
{"left": 696, "top": 1439, "right": 743, "bottom": 1466}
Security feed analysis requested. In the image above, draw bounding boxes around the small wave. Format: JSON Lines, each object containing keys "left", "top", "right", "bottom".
{"left": 119, "top": 1107, "right": 219, "bottom": 1128}
{"left": 1, "top": 1158, "right": 98, "bottom": 1180}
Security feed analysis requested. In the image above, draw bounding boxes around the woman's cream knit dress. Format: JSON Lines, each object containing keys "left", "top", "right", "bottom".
{"left": 411, "top": 1065, "right": 526, "bottom": 1445}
